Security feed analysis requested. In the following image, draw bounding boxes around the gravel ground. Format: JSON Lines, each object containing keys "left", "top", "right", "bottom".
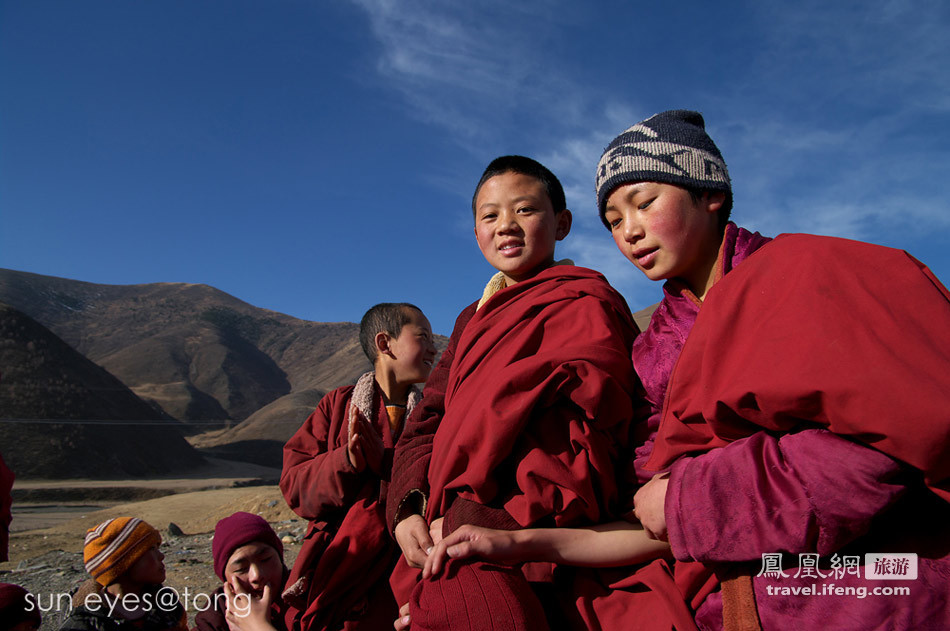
{"left": 3, "top": 524, "right": 305, "bottom": 631}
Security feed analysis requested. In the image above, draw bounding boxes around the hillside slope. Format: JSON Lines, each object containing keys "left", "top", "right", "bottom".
{"left": 0, "top": 268, "right": 372, "bottom": 425}
{"left": 0, "top": 302, "right": 205, "bottom": 478}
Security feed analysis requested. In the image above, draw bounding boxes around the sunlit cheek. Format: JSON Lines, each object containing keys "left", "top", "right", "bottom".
{"left": 647, "top": 212, "right": 677, "bottom": 238}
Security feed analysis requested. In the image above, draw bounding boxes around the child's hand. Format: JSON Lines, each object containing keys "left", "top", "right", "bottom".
{"left": 428, "top": 517, "right": 444, "bottom": 546}
{"left": 346, "top": 405, "right": 385, "bottom": 474}
{"left": 422, "top": 525, "right": 522, "bottom": 579}
{"left": 394, "top": 601, "right": 411, "bottom": 630}
{"left": 223, "top": 577, "right": 278, "bottom": 631}
{"left": 394, "top": 514, "right": 434, "bottom": 568}
{"left": 633, "top": 472, "right": 670, "bottom": 541}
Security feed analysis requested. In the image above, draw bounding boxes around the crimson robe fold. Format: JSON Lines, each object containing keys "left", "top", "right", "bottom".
{"left": 425, "top": 266, "right": 639, "bottom": 529}
{"left": 647, "top": 232, "right": 950, "bottom": 500}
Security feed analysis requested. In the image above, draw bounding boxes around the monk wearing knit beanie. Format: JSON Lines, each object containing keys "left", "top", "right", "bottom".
{"left": 59, "top": 516, "right": 187, "bottom": 631}
{"left": 83, "top": 516, "right": 164, "bottom": 587}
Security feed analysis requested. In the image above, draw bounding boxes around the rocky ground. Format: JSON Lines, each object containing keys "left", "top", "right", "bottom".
{"left": 2, "top": 484, "right": 305, "bottom": 631}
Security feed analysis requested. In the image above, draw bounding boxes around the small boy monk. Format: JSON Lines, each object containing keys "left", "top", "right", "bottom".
{"left": 280, "top": 303, "right": 437, "bottom": 631}
{"left": 59, "top": 517, "right": 188, "bottom": 631}
{"left": 596, "top": 110, "right": 950, "bottom": 629}
{"left": 194, "top": 511, "right": 289, "bottom": 631}
{"left": 388, "top": 156, "right": 640, "bottom": 631}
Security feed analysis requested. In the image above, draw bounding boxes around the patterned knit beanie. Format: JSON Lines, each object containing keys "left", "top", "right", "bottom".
{"left": 0, "top": 583, "right": 42, "bottom": 629}
{"left": 212, "top": 512, "right": 284, "bottom": 580}
{"left": 83, "top": 517, "right": 162, "bottom": 587}
{"left": 595, "top": 110, "right": 732, "bottom": 228}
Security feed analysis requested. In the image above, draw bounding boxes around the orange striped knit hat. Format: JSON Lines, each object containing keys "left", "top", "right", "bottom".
{"left": 83, "top": 517, "right": 162, "bottom": 586}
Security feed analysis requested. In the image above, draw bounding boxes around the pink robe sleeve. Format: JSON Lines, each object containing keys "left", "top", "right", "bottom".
{"left": 280, "top": 387, "right": 363, "bottom": 521}
{"left": 665, "top": 428, "right": 908, "bottom": 563}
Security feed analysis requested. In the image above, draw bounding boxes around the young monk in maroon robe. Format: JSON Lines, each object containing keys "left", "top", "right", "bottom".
{"left": 280, "top": 303, "right": 437, "bottom": 631}
{"left": 388, "top": 156, "right": 647, "bottom": 631}
{"left": 604, "top": 111, "right": 950, "bottom": 629}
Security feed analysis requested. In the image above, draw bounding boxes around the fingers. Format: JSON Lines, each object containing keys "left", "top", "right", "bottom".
{"left": 348, "top": 403, "right": 358, "bottom": 435}
{"left": 394, "top": 602, "right": 411, "bottom": 630}
{"left": 259, "top": 583, "right": 273, "bottom": 608}
{"left": 347, "top": 430, "right": 366, "bottom": 472}
{"left": 404, "top": 536, "right": 432, "bottom": 568}
{"left": 422, "top": 542, "right": 442, "bottom": 579}
{"left": 423, "top": 527, "right": 484, "bottom": 579}
{"left": 228, "top": 574, "right": 248, "bottom": 596}
{"left": 429, "top": 517, "right": 444, "bottom": 546}
{"left": 395, "top": 515, "right": 435, "bottom": 568}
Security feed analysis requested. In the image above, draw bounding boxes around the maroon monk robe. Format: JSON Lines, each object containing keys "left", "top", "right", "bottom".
{"left": 405, "top": 266, "right": 640, "bottom": 631}
{"left": 426, "top": 266, "right": 638, "bottom": 528}
{"left": 647, "top": 233, "right": 950, "bottom": 498}
{"left": 281, "top": 374, "right": 412, "bottom": 631}
{"left": 646, "top": 233, "right": 950, "bottom": 629}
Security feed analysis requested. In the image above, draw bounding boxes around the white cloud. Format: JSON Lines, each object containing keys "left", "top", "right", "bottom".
{"left": 345, "top": 0, "right": 572, "bottom": 146}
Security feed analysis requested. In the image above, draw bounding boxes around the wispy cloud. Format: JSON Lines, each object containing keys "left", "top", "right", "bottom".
{"left": 346, "top": 0, "right": 574, "bottom": 147}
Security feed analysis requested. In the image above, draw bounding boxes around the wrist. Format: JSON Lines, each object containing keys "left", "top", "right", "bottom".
{"left": 393, "top": 490, "right": 426, "bottom": 528}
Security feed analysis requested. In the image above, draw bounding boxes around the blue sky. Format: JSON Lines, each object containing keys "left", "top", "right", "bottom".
{"left": 2, "top": 0, "right": 948, "bottom": 336}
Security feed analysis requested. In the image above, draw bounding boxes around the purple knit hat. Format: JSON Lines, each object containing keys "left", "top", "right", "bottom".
{"left": 211, "top": 512, "right": 284, "bottom": 580}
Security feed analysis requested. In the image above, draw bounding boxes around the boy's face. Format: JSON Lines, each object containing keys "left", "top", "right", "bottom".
{"left": 474, "top": 171, "right": 571, "bottom": 286}
{"left": 388, "top": 309, "right": 437, "bottom": 385}
{"left": 224, "top": 541, "right": 284, "bottom": 599}
{"left": 125, "top": 544, "right": 165, "bottom": 586}
{"left": 604, "top": 182, "right": 723, "bottom": 296}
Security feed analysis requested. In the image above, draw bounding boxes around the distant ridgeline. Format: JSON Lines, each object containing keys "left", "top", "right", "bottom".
{"left": 0, "top": 268, "right": 445, "bottom": 475}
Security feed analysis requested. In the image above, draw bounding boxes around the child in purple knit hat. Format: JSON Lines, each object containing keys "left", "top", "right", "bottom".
{"left": 194, "top": 512, "right": 288, "bottom": 631}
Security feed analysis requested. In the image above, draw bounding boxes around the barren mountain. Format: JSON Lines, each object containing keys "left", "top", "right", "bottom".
{"left": 0, "top": 302, "right": 204, "bottom": 478}
{"left": 188, "top": 388, "right": 326, "bottom": 466}
{"left": 0, "top": 268, "right": 373, "bottom": 427}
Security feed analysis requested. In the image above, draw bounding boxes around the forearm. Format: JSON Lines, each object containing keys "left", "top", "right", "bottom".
{"left": 512, "top": 522, "right": 670, "bottom": 568}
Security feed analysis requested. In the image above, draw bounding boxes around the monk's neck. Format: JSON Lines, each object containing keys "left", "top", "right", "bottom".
{"left": 374, "top": 370, "right": 409, "bottom": 406}
{"left": 683, "top": 230, "right": 728, "bottom": 302}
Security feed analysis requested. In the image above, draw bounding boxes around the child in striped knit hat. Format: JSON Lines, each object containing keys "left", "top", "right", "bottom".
{"left": 58, "top": 516, "right": 187, "bottom": 631}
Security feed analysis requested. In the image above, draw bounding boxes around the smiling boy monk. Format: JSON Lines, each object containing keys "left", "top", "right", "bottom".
{"left": 597, "top": 110, "right": 950, "bottom": 630}
{"left": 388, "top": 156, "right": 639, "bottom": 631}
{"left": 280, "top": 303, "right": 437, "bottom": 631}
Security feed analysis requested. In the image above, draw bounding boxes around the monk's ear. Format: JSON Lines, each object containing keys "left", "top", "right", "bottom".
{"left": 555, "top": 209, "right": 572, "bottom": 241}
{"left": 375, "top": 332, "right": 394, "bottom": 358}
{"left": 703, "top": 192, "right": 725, "bottom": 215}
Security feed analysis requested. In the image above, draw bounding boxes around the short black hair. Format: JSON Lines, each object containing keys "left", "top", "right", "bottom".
{"left": 359, "top": 303, "right": 422, "bottom": 363}
{"left": 471, "top": 155, "right": 566, "bottom": 217}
